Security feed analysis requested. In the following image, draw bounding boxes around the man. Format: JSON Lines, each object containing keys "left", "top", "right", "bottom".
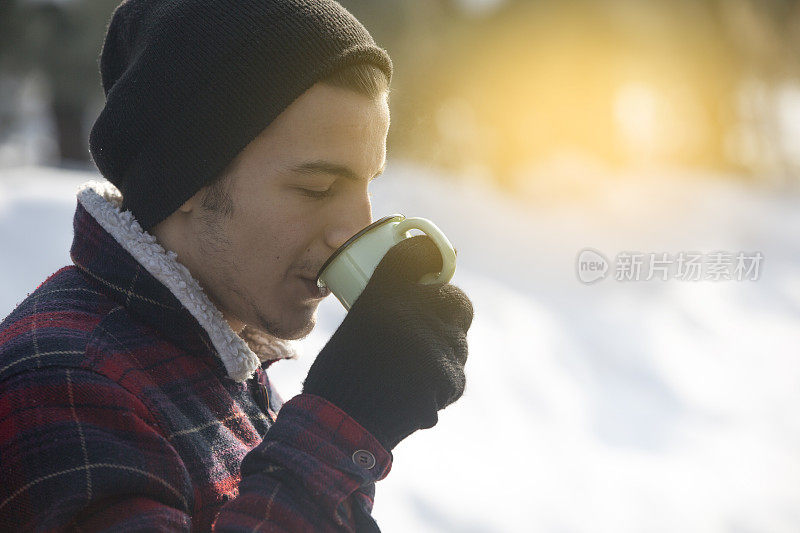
{"left": 0, "top": 0, "right": 473, "bottom": 531}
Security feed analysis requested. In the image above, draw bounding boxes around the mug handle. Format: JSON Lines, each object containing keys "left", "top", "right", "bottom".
{"left": 393, "top": 217, "right": 457, "bottom": 285}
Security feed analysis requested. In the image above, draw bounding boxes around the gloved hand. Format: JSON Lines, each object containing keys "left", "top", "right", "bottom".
{"left": 302, "top": 235, "right": 474, "bottom": 451}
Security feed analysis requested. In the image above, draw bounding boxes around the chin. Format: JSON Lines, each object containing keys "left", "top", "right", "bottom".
{"left": 275, "top": 320, "right": 316, "bottom": 341}
{"left": 254, "top": 308, "right": 317, "bottom": 341}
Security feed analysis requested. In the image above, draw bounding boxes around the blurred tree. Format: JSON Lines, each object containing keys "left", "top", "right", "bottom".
{"left": 0, "top": 0, "right": 119, "bottom": 165}
{"left": 715, "top": 0, "right": 800, "bottom": 185}
{"left": 372, "top": 0, "right": 800, "bottom": 189}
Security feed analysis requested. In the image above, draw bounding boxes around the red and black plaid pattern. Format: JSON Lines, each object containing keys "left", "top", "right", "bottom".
{"left": 0, "top": 198, "right": 391, "bottom": 531}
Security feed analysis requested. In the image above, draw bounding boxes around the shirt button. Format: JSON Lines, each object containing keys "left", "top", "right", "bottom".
{"left": 352, "top": 449, "right": 376, "bottom": 470}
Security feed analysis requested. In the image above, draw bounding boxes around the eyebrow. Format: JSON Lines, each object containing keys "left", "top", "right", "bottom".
{"left": 289, "top": 160, "right": 385, "bottom": 182}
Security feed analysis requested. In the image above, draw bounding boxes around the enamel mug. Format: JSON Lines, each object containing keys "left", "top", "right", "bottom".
{"left": 315, "top": 214, "right": 457, "bottom": 310}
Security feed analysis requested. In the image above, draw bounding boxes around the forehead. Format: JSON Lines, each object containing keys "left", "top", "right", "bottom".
{"left": 252, "top": 83, "right": 390, "bottom": 167}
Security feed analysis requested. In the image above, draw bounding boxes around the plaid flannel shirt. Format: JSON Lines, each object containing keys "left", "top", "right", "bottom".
{"left": 0, "top": 188, "right": 392, "bottom": 531}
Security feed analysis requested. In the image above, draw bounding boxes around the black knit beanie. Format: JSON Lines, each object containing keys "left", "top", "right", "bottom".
{"left": 89, "top": 0, "right": 393, "bottom": 231}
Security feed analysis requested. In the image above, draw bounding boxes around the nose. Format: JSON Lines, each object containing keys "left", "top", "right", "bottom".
{"left": 323, "top": 198, "right": 372, "bottom": 251}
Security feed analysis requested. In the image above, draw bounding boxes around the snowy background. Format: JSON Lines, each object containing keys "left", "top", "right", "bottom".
{"left": 1, "top": 162, "right": 798, "bottom": 532}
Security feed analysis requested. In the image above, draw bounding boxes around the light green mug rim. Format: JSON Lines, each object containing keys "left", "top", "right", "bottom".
{"left": 315, "top": 214, "right": 405, "bottom": 285}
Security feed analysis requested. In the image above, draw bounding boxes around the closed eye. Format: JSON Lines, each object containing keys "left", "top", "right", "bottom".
{"left": 299, "top": 188, "right": 333, "bottom": 199}
{"left": 298, "top": 188, "right": 374, "bottom": 201}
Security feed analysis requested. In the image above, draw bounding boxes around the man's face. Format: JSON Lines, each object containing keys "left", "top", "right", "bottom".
{"left": 156, "top": 82, "right": 390, "bottom": 340}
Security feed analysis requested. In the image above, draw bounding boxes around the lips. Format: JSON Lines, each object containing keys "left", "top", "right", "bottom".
{"left": 300, "top": 277, "right": 331, "bottom": 299}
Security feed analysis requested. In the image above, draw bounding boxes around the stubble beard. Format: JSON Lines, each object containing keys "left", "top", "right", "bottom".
{"left": 197, "top": 208, "right": 317, "bottom": 341}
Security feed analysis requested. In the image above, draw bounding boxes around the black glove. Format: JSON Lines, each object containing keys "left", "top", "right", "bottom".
{"left": 302, "top": 235, "right": 474, "bottom": 451}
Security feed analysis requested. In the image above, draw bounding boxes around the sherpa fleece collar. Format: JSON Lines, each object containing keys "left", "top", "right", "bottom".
{"left": 73, "top": 180, "right": 298, "bottom": 382}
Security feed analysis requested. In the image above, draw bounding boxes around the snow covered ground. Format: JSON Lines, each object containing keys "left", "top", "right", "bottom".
{"left": 1, "top": 163, "right": 799, "bottom": 532}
